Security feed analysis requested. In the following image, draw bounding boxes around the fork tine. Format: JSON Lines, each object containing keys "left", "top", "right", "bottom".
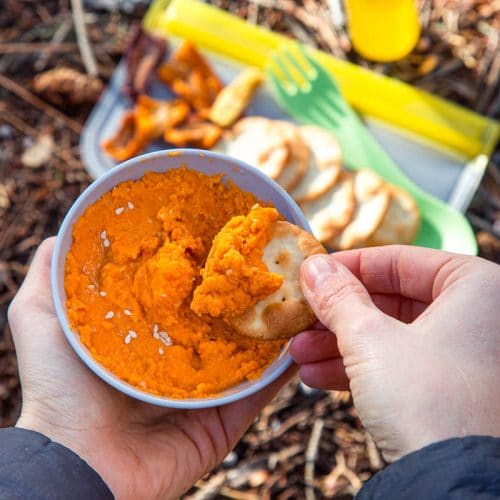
{"left": 284, "top": 44, "right": 317, "bottom": 80}
{"left": 279, "top": 46, "right": 312, "bottom": 84}
{"left": 296, "top": 44, "right": 341, "bottom": 93}
{"left": 266, "top": 66, "right": 296, "bottom": 100}
{"left": 270, "top": 53, "right": 300, "bottom": 91}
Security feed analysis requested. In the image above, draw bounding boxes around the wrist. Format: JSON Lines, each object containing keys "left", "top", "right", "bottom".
{"left": 16, "top": 412, "right": 97, "bottom": 475}
{"left": 17, "top": 412, "right": 83, "bottom": 454}
{"left": 16, "top": 412, "right": 119, "bottom": 498}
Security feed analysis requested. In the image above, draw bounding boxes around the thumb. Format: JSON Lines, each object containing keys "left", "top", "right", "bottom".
{"left": 8, "top": 237, "right": 60, "bottom": 348}
{"left": 300, "top": 254, "right": 388, "bottom": 347}
{"left": 11, "top": 237, "right": 56, "bottom": 314}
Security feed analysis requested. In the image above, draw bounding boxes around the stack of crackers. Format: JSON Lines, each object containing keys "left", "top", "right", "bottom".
{"left": 216, "top": 117, "right": 420, "bottom": 250}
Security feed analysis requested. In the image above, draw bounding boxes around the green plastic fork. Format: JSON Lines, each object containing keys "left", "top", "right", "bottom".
{"left": 266, "top": 45, "right": 477, "bottom": 254}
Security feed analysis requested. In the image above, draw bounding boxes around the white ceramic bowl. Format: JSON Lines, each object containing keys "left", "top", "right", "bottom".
{"left": 52, "top": 149, "right": 311, "bottom": 409}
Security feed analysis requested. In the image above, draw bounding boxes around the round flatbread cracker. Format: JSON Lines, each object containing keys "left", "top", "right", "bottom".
{"left": 366, "top": 185, "right": 420, "bottom": 246}
{"left": 291, "top": 125, "right": 342, "bottom": 203}
{"left": 329, "top": 169, "right": 390, "bottom": 250}
{"left": 215, "top": 117, "right": 290, "bottom": 180}
{"left": 274, "top": 123, "right": 310, "bottom": 192}
{"left": 230, "top": 221, "right": 326, "bottom": 340}
{"left": 300, "top": 173, "right": 356, "bottom": 244}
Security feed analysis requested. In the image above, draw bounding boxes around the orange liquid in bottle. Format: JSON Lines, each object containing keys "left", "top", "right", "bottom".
{"left": 345, "top": 0, "right": 421, "bottom": 62}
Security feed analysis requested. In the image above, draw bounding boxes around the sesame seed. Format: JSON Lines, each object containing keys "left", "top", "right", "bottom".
{"left": 153, "top": 323, "right": 159, "bottom": 333}
{"left": 88, "top": 284, "right": 95, "bottom": 289}
{"left": 128, "top": 330, "right": 137, "bottom": 339}
{"left": 100, "top": 230, "right": 107, "bottom": 240}
{"left": 124, "top": 309, "right": 132, "bottom": 316}
{"left": 158, "top": 331, "right": 172, "bottom": 346}
{"left": 251, "top": 203, "right": 260, "bottom": 209}
{"left": 104, "top": 311, "right": 114, "bottom": 319}
{"left": 115, "top": 207, "right": 125, "bottom": 215}
{"left": 124, "top": 334, "right": 131, "bottom": 344}
{"left": 159, "top": 347, "right": 164, "bottom": 355}
{"left": 127, "top": 201, "right": 135, "bottom": 209}
{"left": 103, "top": 238, "right": 110, "bottom": 248}
{"left": 99, "top": 291, "right": 106, "bottom": 297}
{"left": 153, "top": 332, "right": 160, "bottom": 340}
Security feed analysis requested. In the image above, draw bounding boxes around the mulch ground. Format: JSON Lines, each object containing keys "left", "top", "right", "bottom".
{"left": 1, "top": 1, "right": 499, "bottom": 498}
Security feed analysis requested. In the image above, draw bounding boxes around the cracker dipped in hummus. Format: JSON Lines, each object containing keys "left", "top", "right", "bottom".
{"left": 192, "top": 205, "right": 326, "bottom": 339}
{"left": 65, "top": 167, "right": 324, "bottom": 399}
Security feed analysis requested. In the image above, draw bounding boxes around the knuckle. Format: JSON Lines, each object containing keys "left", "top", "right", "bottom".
{"left": 39, "top": 236, "right": 56, "bottom": 253}
{"left": 344, "top": 315, "right": 371, "bottom": 337}
{"left": 7, "top": 295, "right": 22, "bottom": 328}
{"left": 317, "top": 280, "right": 363, "bottom": 311}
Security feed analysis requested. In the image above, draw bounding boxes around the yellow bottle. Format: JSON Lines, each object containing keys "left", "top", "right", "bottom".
{"left": 344, "top": 0, "right": 421, "bottom": 62}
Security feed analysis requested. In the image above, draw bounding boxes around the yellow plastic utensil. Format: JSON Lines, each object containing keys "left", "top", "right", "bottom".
{"left": 266, "top": 45, "right": 477, "bottom": 254}
{"left": 345, "top": 0, "right": 421, "bottom": 62}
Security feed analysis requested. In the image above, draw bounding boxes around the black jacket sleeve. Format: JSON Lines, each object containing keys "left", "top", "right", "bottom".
{"left": 357, "top": 436, "right": 500, "bottom": 499}
{"left": 0, "top": 427, "right": 113, "bottom": 500}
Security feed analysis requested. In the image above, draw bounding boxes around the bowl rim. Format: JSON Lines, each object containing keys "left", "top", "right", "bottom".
{"left": 51, "top": 148, "right": 311, "bottom": 409}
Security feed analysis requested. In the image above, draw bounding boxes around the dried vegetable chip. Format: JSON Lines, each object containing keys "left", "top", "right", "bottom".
{"left": 123, "top": 24, "right": 168, "bottom": 101}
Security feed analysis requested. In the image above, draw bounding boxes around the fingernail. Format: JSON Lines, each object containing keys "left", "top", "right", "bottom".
{"left": 303, "top": 255, "right": 336, "bottom": 290}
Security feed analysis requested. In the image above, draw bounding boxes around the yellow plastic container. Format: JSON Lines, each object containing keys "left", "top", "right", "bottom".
{"left": 345, "top": 0, "right": 421, "bottom": 62}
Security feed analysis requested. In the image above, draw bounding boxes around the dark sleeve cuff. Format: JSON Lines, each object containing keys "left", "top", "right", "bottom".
{"left": 357, "top": 436, "right": 500, "bottom": 499}
{"left": 0, "top": 427, "right": 113, "bottom": 499}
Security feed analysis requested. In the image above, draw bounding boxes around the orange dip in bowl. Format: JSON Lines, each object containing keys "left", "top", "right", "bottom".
{"left": 64, "top": 167, "right": 286, "bottom": 399}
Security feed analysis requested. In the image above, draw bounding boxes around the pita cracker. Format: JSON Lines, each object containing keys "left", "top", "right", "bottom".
{"left": 230, "top": 221, "right": 326, "bottom": 340}
{"left": 366, "top": 185, "right": 420, "bottom": 246}
{"left": 291, "top": 125, "right": 342, "bottom": 203}
{"left": 300, "top": 173, "right": 356, "bottom": 244}
{"left": 274, "top": 123, "right": 310, "bottom": 192}
{"left": 329, "top": 169, "right": 390, "bottom": 250}
{"left": 215, "top": 117, "right": 290, "bottom": 179}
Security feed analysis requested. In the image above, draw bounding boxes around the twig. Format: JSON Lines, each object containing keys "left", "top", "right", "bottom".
{"left": 322, "top": 450, "right": 346, "bottom": 495}
{"left": 365, "top": 433, "right": 384, "bottom": 470}
{"left": 285, "top": 17, "right": 314, "bottom": 44}
{"left": 468, "top": 212, "right": 496, "bottom": 234}
{"left": 36, "top": 19, "right": 73, "bottom": 71}
{"left": 343, "top": 467, "right": 363, "bottom": 493}
{"left": 268, "top": 444, "right": 303, "bottom": 469}
{"left": 247, "top": 2, "right": 259, "bottom": 25}
{"left": 0, "top": 74, "right": 82, "bottom": 135}
{"left": 70, "top": 0, "right": 98, "bottom": 76}
{"left": 305, "top": 418, "right": 324, "bottom": 500}
{"left": 0, "top": 42, "right": 77, "bottom": 54}
{"left": 219, "top": 487, "right": 260, "bottom": 500}
{"left": 186, "top": 472, "right": 227, "bottom": 500}
{"left": 477, "top": 51, "right": 500, "bottom": 114}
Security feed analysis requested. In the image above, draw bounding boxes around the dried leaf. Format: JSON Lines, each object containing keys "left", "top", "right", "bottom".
{"left": 417, "top": 54, "right": 441, "bottom": 76}
{"left": 21, "top": 134, "right": 54, "bottom": 168}
{"left": 33, "top": 67, "right": 103, "bottom": 107}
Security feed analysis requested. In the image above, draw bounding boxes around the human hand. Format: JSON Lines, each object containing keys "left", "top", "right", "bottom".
{"left": 9, "top": 238, "right": 292, "bottom": 500}
{"left": 291, "top": 246, "right": 500, "bottom": 462}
